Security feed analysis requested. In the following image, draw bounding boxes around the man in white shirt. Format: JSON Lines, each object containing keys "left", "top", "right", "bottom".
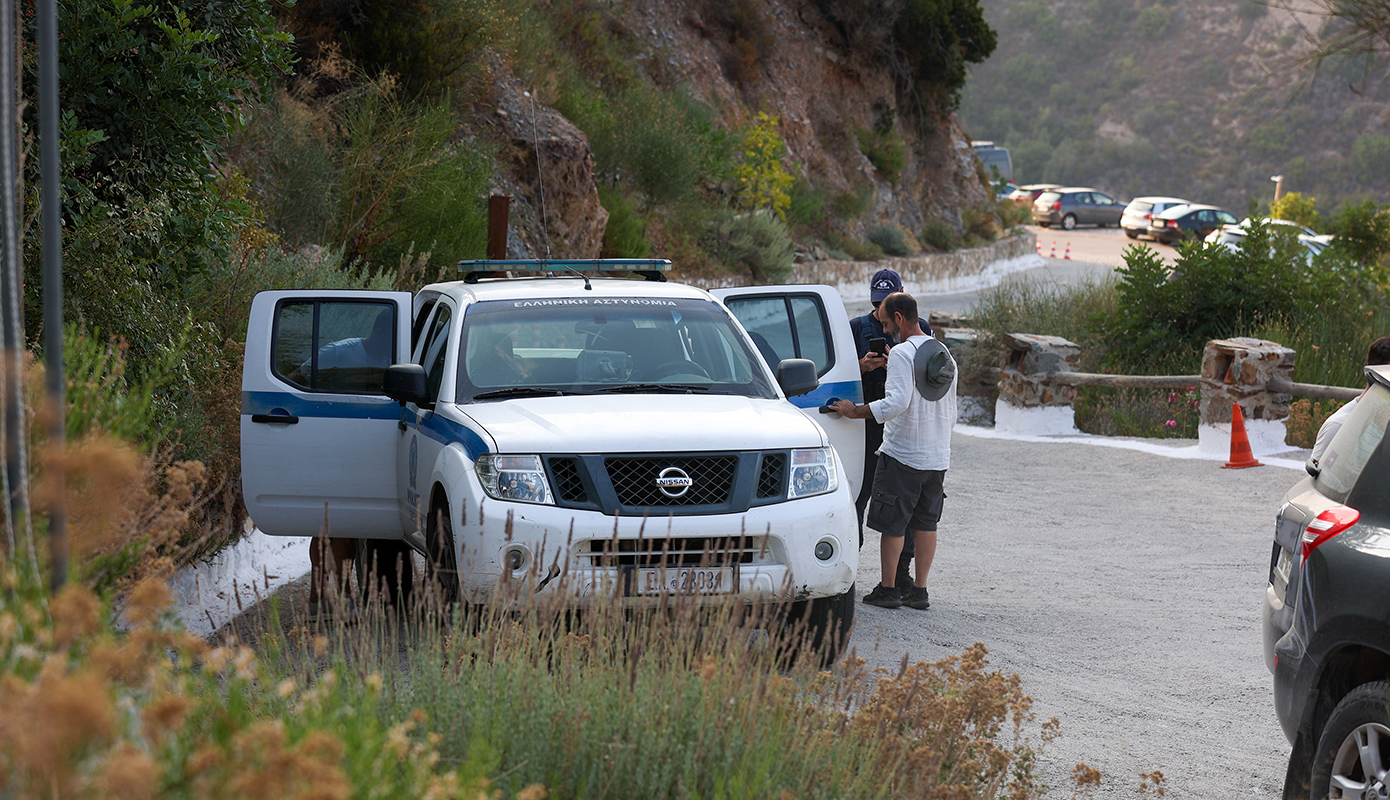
{"left": 1308, "top": 336, "right": 1390, "bottom": 472}
{"left": 832, "top": 292, "right": 957, "bottom": 610}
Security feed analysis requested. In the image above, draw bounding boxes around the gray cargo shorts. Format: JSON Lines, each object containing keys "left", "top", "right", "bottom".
{"left": 865, "top": 453, "right": 946, "bottom": 536}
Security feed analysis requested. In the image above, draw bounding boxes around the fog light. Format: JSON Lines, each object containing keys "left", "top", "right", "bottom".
{"left": 504, "top": 546, "right": 528, "bottom": 571}
{"left": 814, "top": 540, "right": 834, "bottom": 562}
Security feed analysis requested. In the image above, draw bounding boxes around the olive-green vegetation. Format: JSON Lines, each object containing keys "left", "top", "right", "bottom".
{"left": 809, "top": 0, "right": 996, "bottom": 113}
{"left": 961, "top": 208, "right": 1390, "bottom": 439}
{"left": 961, "top": 0, "right": 1390, "bottom": 212}
{"left": 0, "top": 547, "right": 1059, "bottom": 799}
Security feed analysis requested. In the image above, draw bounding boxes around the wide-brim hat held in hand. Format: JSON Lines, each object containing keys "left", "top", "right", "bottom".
{"left": 914, "top": 337, "right": 957, "bottom": 401}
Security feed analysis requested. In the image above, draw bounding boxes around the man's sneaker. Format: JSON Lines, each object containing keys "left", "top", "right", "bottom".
{"left": 863, "top": 584, "right": 902, "bottom": 609}
{"left": 903, "top": 586, "right": 931, "bottom": 610}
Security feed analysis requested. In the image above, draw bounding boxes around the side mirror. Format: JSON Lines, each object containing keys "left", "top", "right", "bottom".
{"left": 776, "top": 358, "right": 819, "bottom": 398}
{"left": 383, "top": 363, "right": 429, "bottom": 406}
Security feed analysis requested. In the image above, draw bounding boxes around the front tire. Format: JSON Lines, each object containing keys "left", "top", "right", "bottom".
{"left": 1124, "top": 229, "right": 1139, "bottom": 240}
{"left": 1310, "top": 680, "right": 1390, "bottom": 799}
{"left": 424, "top": 498, "right": 460, "bottom": 610}
{"left": 782, "top": 585, "right": 855, "bottom": 667}
{"left": 1061, "top": 213, "right": 1078, "bottom": 231}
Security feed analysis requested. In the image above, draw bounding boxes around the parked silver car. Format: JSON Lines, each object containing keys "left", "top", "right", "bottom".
{"left": 1121, "top": 196, "right": 1189, "bottom": 240}
{"left": 1032, "top": 188, "right": 1124, "bottom": 230}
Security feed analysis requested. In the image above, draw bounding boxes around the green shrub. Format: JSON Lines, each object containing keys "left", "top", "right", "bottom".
{"left": 599, "top": 186, "right": 651, "bottom": 258}
{"left": 1270, "top": 192, "right": 1321, "bottom": 230}
{"left": 1350, "top": 133, "right": 1390, "bottom": 184}
{"left": 919, "top": 219, "right": 961, "bottom": 252}
{"left": 826, "top": 232, "right": 886, "bottom": 261}
{"left": 734, "top": 112, "right": 795, "bottom": 218}
{"left": 1136, "top": 6, "right": 1171, "bottom": 39}
{"left": 869, "top": 224, "right": 917, "bottom": 256}
{"left": 338, "top": 0, "right": 501, "bottom": 97}
{"left": 705, "top": 210, "right": 795, "bottom": 281}
{"left": 568, "top": 85, "right": 732, "bottom": 208}
{"left": 1323, "top": 199, "right": 1390, "bottom": 265}
{"left": 1237, "top": 1, "right": 1267, "bottom": 19}
{"left": 854, "top": 124, "right": 908, "bottom": 185}
{"left": 830, "top": 184, "right": 875, "bottom": 220}
{"left": 787, "top": 179, "right": 829, "bottom": 229}
{"left": 332, "top": 87, "right": 492, "bottom": 274}
{"left": 62, "top": 324, "right": 188, "bottom": 448}
{"left": 1104, "top": 221, "right": 1385, "bottom": 370}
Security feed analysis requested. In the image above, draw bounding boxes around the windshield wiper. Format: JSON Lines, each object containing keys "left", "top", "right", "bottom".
{"left": 594, "top": 383, "right": 710, "bottom": 394}
{"left": 471, "top": 387, "right": 587, "bottom": 400}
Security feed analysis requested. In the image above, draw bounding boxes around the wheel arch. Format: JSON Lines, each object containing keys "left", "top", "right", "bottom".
{"left": 1305, "top": 645, "right": 1390, "bottom": 741}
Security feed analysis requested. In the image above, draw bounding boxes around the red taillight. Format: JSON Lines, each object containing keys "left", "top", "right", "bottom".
{"left": 1144, "top": 213, "right": 1153, "bottom": 221}
{"left": 1051, "top": 202, "right": 1061, "bottom": 211}
{"left": 1167, "top": 220, "right": 1180, "bottom": 229}
{"left": 1301, "top": 506, "right": 1360, "bottom": 560}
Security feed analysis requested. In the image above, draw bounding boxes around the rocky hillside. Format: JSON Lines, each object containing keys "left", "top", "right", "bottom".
{"left": 961, "top": 0, "right": 1390, "bottom": 212}
{"left": 468, "top": 0, "right": 998, "bottom": 269}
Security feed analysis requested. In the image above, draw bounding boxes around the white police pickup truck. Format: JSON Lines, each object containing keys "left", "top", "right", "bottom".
{"left": 241, "top": 260, "right": 865, "bottom": 658}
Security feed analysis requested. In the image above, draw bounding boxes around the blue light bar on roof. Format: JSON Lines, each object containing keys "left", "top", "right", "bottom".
{"left": 456, "top": 259, "right": 672, "bottom": 273}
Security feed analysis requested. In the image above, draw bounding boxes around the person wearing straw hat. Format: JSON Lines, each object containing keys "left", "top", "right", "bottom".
{"left": 833, "top": 292, "right": 957, "bottom": 610}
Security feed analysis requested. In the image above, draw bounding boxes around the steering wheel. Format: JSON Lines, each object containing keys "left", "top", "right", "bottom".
{"left": 648, "top": 359, "right": 710, "bottom": 379}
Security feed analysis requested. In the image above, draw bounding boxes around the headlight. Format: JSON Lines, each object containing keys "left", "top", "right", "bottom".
{"left": 788, "top": 447, "right": 838, "bottom": 499}
{"left": 475, "top": 454, "right": 553, "bottom": 505}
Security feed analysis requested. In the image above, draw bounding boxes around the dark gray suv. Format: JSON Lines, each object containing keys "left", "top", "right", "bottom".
{"left": 1264, "top": 365, "right": 1390, "bottom": 798}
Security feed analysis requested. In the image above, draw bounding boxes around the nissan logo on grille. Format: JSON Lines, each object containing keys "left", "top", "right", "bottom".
{"left": 655, "top": 466, "right": 693, "bottom": 498}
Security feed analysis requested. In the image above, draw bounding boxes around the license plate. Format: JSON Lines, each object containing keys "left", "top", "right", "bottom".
{"left": 1275, "top": 547, "right": 1293, "bottom": 587}
{"left": 629, "top": 566, "right": 736, "bottom": 596}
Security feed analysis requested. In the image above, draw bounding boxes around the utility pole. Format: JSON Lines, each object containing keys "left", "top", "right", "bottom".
{"left": 0, "top": 0, "right": 23, "bottom": 557}
{"left": 39, "top": 0, "right": 65, "bottom": 591}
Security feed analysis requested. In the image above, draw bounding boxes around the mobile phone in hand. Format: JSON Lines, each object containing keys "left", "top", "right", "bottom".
{"left": 869, "top": 337, "right": 887, "bottom": 355}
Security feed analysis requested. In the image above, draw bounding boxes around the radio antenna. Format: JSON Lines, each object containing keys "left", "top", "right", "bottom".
{"left": 526, "top": 91, "right": 553, "bottom": 259}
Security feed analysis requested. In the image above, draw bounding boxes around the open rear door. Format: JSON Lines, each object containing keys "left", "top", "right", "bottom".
{"left": 712, "top": 285, "right": 866, "bottom": 498}
{"left": 241, "top": 290, "right": 413, "bottom": 538}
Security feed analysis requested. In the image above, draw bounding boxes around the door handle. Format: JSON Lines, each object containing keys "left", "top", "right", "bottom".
{"left": 398, "top": 419, "right": 408, "bottom": 432}
{"left": 251, "top": 413, "right": 299, "bottom": 425}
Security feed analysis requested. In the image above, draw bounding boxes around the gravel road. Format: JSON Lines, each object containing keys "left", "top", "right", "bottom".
{"left": 850, "top": 428, "right": 1299, "bottom": 799}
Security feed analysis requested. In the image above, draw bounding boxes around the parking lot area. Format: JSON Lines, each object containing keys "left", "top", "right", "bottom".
{"left": 850, "top": 429, "right": 1298, "bottom": 798}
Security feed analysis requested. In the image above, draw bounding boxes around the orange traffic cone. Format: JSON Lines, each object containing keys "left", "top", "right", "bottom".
{"left": 1064, "top": 242, "right": 1072, "bottom": 260}
{"left": 1049, "top": 241, "right": 1057, "bottom": 258}
{"left": 1036, "top": 239, "right": 1042, "bottom": 254}
{"left": 1223, "top": 403, "right": 1263, "bottom": 469}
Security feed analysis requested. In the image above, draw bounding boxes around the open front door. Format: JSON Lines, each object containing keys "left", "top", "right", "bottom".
{"left": 241, "top": 290, "right": 413, "bottom": 538}
{"left": 712, "top": 285, "right": 866, "bottom": 498}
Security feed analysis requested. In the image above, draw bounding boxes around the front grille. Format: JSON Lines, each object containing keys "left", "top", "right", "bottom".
{"left": 756, "top": 453, "right": 785, "bottom": 499}
{"left": 548, "top": 457, "right": 588, "bottom": 503}
{"left": 604, "top": 455, "right": 737, "bottom": 507}
{"left": 575, "top": 535, "right": 764, "bottom": 567}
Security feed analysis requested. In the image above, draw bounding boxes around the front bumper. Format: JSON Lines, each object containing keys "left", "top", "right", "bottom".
{"left": 448, "top": 477, "right": 858, "bottom": 607}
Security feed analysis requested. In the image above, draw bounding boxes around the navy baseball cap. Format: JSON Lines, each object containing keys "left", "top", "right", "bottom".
{"left": 869, "top": 269, "right": 903, "bottom": 302}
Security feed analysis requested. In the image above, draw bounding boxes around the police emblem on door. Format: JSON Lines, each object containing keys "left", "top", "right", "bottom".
{"left": 655, "top": 466, "right": 693, "bottom": 498}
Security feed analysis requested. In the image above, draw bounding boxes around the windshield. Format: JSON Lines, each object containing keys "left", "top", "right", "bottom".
{"left": 1036, "top": 192, "right": 1061, "bottom": 204}
{"left": 1315, "top": 385, "right": 1390, "bottom": 503}
{"left": 455, "top": 297, "right": 778, "bottom": 401}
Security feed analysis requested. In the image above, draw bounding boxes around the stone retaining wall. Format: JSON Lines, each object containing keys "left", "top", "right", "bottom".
{"left": 680, "top": 231, "right": 1040, "bottom": 298}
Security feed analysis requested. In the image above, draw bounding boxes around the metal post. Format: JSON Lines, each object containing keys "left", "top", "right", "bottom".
{"left": 0, "top": 0, "right": 21, "bottom": 556}
{"left": 487, "top": 195, "right": 510, "bottom": 259}
{"left": 39, "top": 0, "right": 64, "bottom": 590}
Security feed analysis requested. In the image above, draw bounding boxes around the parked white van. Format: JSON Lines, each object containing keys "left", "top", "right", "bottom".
{"left": 241, "top": 260, "right": 865, "bottom": 659}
